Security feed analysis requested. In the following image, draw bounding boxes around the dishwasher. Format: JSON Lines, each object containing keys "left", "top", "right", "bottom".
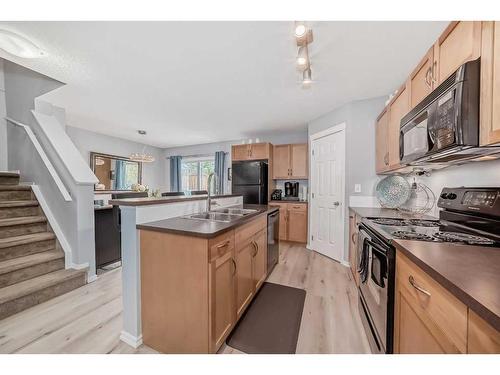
{"left": 267, "top": 210, "right": 280, "bottom": 275}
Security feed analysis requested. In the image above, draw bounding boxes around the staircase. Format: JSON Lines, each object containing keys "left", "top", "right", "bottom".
{"left": 0, "top": 172, "right": 87, "bottom": 320}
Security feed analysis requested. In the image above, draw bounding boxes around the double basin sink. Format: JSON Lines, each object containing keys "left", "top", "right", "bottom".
{"left": 185, "top": 207, "right": 258, "bottom": 223}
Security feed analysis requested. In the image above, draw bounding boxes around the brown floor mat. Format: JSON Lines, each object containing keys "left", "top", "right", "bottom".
{"left": 226, "top": 282, "right": 306, "bottom": 354}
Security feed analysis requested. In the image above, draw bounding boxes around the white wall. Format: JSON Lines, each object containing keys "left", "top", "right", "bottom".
{"left": 0, "top": 59, "right": 7, "bottom": 170}
{"left": 66, "top": 126, "right": 167, "bottom": 191}
{"left": 163, "top": 130, "right": 309, "bottom": 192}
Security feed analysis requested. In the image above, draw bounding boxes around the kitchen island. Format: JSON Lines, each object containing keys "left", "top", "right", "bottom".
{"left": 108, "top": 194, "right": 243, "bottom": 348}
{"left": 137, "top": 205, "right": 278, "bottom": 353}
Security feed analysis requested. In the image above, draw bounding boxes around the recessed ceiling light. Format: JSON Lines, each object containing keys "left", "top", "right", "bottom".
{"left": 297, "top": 46, "right": 308, "bottom": 67}
{"left": 294, "top": 23, "right": 307, "bottom": 38}
{"left": 0, "top": 29, "right": 46, "bottom": 59}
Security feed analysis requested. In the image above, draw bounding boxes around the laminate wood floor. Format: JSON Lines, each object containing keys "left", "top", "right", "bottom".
{"left": 0, "top": 242, "right": 370, "bottom": 354}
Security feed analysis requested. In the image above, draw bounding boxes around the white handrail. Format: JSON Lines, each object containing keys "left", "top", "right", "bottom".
{"left": 5, "top": 117, "right": 72, "bottom": 202}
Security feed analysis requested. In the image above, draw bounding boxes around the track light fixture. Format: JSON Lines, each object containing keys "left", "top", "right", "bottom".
{"left": 294, "top": 22, "right": 314, "bottom": 87}
{"left": 297, "top": 45, "right": 309, "bottom": 68}
{"left": 294, "top": 22, "right": 307, "bottom": 38}
{"left": 302, "top": 68, "right": 312, "bottom": 87}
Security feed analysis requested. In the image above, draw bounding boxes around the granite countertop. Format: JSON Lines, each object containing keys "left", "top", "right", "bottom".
{"left": 349, "top": 206, "right": 437, "bottom": 220}
{"left": 109, "top": 194, "right": 242, "bottom": 207}
{"left": 394, "top": 240, "right": 500, "bottom": 331}
{"left": 137, "top": 204, "right": 278, "bottom": 239}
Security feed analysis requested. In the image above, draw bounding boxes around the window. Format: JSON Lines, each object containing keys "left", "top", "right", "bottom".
{"left": 181, "top": 157, "right": 215, "bottom": 191}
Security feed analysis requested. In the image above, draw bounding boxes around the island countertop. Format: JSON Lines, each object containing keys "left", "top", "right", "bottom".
{"left": 136, "top": 204, "right": 278, "bottom": 238}
{"left": 109, "top": 193, "right": 241, "bottom": 207}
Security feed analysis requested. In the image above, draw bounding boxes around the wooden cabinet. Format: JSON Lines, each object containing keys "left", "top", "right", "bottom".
{"left": 139, "top": 213, "right": 268, "bottom": 354}
{"left": 272, "top": 143, "right": 308, "bottom": 179}
{"left": 231, "top": 143, "right": 271, "bottom": 161}
{"left": 394, "top": 250, "right": 468, "bottom": 353}
{"left": 387, "top": 84, "right": 409, "bottom": 169}
{"left": 269, "top": 202, "right": 308, "bottom": 243}
{"left": 433, "top": 21, "right": 482, "bottom": 85}
{"left": 480, "top": 21, "right": 500, "bottom": 146}
{"left": 467, "top": 310, "right": 500, "bottom": 353}
{"left": 408, "top": 47, "right": 434, "bottom": 109}
{"left": 375, "top": 110, "right": 389, "bottom": 173}
{"left": 348, "top": 211, "right": 359, "bottom": 286}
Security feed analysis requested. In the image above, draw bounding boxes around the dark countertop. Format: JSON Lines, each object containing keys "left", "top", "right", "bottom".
{"left": 94, "top": 205, "right": 113, "bottom": 211}
{"left": 137, "top": 204, "right": 278, "bottom": 239}
{"left": 109, "top": 194, "right": 241, "bottom": 207}
{"left": 394, "top": 240, "right": 500, "bottom": 331}
{"left": 349, "top": 206, "right": 437, "bottom": 220}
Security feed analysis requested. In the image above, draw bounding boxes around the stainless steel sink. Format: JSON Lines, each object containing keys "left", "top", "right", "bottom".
{"left": 187, "top": 212, "right": 241, "bottom": 223}
{"left": 211, "top": 208, "right": 258, "bottom": 216}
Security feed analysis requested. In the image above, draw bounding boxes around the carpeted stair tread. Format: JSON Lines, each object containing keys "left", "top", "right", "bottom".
{"left": 0, "top": 201, "right": 39, "bottom": 208}
{"left": 0, "top": 232, "right": 55, "bottom": 249}
{"left": 0, "top": 216, "right": 46, "bottom": 228}
{"left": 0, "top": 268, "right": 86, "bottom": 305}
{"left": 0, "top": 185, "right": 31, "bottom": 191}
{"left": 0, "top": 250, "right": 64, "bottom": 275}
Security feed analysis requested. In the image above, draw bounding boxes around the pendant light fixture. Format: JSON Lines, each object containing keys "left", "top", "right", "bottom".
{"left": 0, "top": 29, "right": 46, "bottom": 58}
{"left": 130, "top": 130, "right": 155, "bottom": 163}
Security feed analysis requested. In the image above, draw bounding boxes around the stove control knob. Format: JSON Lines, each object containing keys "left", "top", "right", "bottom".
{"left": 448, "top": 193, "right": 457, "bottom": 200}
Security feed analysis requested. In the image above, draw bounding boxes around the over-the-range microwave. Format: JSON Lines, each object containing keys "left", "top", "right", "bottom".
{"left": 400, "top": 58, "right": 500, "bottom": 166}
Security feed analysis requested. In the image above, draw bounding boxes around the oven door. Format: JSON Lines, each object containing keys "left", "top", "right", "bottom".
{"left": 358, "top": 231, "right": 389, "bottom": 352}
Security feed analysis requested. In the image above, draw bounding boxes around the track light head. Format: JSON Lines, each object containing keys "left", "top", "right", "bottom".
{"left": 302, "top": 68, "right": 312, "bottom": 87}
{"left": 294, "top": 23, "right": 307, "bottom": 38}
{"left": 297, "top": 46, "right": 309, "bottom": 68}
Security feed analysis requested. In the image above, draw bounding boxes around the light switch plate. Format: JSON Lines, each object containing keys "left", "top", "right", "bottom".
{"left": 354, "top": 184, "right": 361, "bottom": 193}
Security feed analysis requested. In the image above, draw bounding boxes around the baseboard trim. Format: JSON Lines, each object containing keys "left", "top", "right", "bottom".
{"left": 120, "top": 331, "right": 143, "bottom": 348}
{"left": 87, "top": 274, "right": 98, "bottom": 283}
{"left": 340, "top": 260, "right": 350, "bottom": 268}
{"left": 71, "top": 262, "right": 89, "bottom": 270}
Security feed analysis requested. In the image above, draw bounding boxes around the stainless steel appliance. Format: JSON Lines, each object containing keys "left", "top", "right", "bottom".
{"left": 284, "top": 181, "right": 299, "bottom": 201}
{"left": 267, "top": 210, "right": 280, "bottom": 275}
{"left": 357, "top": 186, "right": 500, "bottom": 353}
{"left": 231, "top": 161, "right": 268, "bottom": 204}
{"left": 400, "top": 58, "right": 500, "bottom": 166}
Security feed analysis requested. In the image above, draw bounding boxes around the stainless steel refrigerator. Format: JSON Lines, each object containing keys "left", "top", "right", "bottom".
{"left": 231, "top": 161, "right": 268, "bottom": 204}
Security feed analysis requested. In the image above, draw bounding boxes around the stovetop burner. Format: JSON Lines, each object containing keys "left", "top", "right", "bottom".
{"left": 391, "top": 231, "right": 436, "bottom": 241}
{"left": 371, "top": 218, "right": 407, "bottom": 226}
{"left": 433, "top": 232, "right": 495, "bottom": 245}
{"left": 406, "top": 219, "right": 441, "bottom": 227}
{"left": 370, "top": 218, "right": 440, "bottom": 228}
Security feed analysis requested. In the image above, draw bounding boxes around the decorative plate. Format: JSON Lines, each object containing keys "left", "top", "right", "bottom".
{"left": 375, "top": 176, "right": 411, "bottom": 209}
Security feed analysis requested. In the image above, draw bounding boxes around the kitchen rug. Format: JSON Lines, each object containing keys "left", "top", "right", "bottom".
{"left": 226, "top": 282, "right": 306, "bottom": 354}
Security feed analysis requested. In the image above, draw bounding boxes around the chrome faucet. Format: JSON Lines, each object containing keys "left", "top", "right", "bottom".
{"left": 207, "top": 172, "right": 217, "bottom": 212}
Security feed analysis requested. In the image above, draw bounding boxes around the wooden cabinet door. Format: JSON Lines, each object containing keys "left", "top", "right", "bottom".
{"left": 467, "top": 310, "right": 500, "bottom": 353}
{"left": 249, "top": 143, "right": 269, "bottom": 160}
{"left": 232, "top": 145, "right": 249, "bottom": 161}
{"left": 287, "top": 206, "right": 308, "bottom": 243}
{"left": 480, "top": 21, "right": 500, "bottom": 146}
{"left": 235, "top": 241, "right": 254, "bottom": 319}
{"left": 273, "top": 145, "right": 291, "bottom": 179}
{"left": 252, "top": 229, "right": 268, "bottom": 291}
{"left": 387, "top": 84, "right": 409, "bottom": 169}
{"left": 375, "top": 110, "right": 389, "bottom": 173}
{"left": 409, "top": 47, "right": 434, "bottom": 109}
{"left": 209, "top": 251, "right": 235, "bottom": 352}
{"left": 290, "top": 143, "right": 308, "bottom": 179}
{"left": 434, "top": 21, "right": 482, "bottom": 84}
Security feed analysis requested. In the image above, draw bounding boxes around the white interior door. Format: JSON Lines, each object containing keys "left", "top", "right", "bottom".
{"left": 309, "top": 124, "right": 346, "bottom": 262}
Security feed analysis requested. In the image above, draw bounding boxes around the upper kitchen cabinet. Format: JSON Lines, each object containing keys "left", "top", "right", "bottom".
{"left": 387, "top": 84, "right": 409, "bottom": 169}
{"left": 375, "top": 109, "right": 389, "bottom": 174}
{"left": 408, "top": 47, "right": 434, "bottom": 110}
{"left": 231, "top": 143, "right": 272, "bottom": 161}
{"left": 272, "top": 143, "right": 308, "bottom": 179}
{"left": 433, "top": 21, "right": 482, "bottom": 85}
{"left": 480, "top": 21, "right": 500, "bottom": 146}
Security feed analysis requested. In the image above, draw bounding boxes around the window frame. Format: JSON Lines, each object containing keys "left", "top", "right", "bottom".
{"left": 180, "top": 156, "right": 215, "bottom": 192}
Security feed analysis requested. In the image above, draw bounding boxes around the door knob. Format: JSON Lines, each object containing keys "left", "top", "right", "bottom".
{"left": 333, "top": 201, "right": 340, "bottom": 207}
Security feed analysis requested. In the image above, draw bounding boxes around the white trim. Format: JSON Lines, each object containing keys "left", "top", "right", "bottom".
{"left": 308, "top": 122, "right": 347, "bottom": 263}
{"left": 120, "top": 331, "right": 143, "bottom": 348}
{"left": 30, "top": 185, "right": 75, "bottom": 268}
{"left": 340, "top": 260, "right": 351, "bottom": 268}
{"left": 70, "top": 261, "right": 90, "bottom": 270}
{"left": 6, "top": 117, "right": 72, "bottom": 202}
{"left": 87, "top": 274, "right": 98, "bottom": 283}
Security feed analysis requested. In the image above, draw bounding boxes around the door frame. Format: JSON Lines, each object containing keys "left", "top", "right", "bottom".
{"left": 307, "top": 122, "right": 347, "bottom": 265}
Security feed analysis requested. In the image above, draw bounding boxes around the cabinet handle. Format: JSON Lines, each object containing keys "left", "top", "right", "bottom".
{"left": 351, "top": 233, "right": 356, "bottom": 244}
{"left": 231, "top": 258, "right": 237, "bottom": 276}
{"left": 408, "top": 276, "right": 431, "bottom": 297}
{"left": 424, "top": 66, "right": 432, "bottom": 87}
{"left": 431, "top": 61, "right": 437, "bottom": 84}
{"left": 216, "top": 240, "right": 230, "bottom": 255}
{"left": 251, "top": 241, "right": 258, "bottom": 257}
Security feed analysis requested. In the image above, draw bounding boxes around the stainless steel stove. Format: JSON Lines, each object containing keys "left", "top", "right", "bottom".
{"left": 356, "top": 187, "right": 500, "bottom": 354}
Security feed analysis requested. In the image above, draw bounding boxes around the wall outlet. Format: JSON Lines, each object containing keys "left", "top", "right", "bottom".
{"left": 354, "top": 184, "right": 361, "bottom": 193}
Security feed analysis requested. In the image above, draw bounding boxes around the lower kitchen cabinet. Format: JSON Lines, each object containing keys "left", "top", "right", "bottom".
{"left": 394, "top": 249, "right": 500, "bottom": 354}
{"left": 269, "top": 202, "right": 308, "bottom": 243}
{"left": 139, "top": 213, "right": 268, "bottom": 354}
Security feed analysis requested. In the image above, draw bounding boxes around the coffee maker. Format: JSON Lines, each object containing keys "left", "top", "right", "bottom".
{"left": 284, "top": 181, "right": 299, "bottom": 201}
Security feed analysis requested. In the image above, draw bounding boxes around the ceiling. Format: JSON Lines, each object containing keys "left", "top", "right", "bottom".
{"left": 0, "top": 21, "right": 448, "bottom": 148}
